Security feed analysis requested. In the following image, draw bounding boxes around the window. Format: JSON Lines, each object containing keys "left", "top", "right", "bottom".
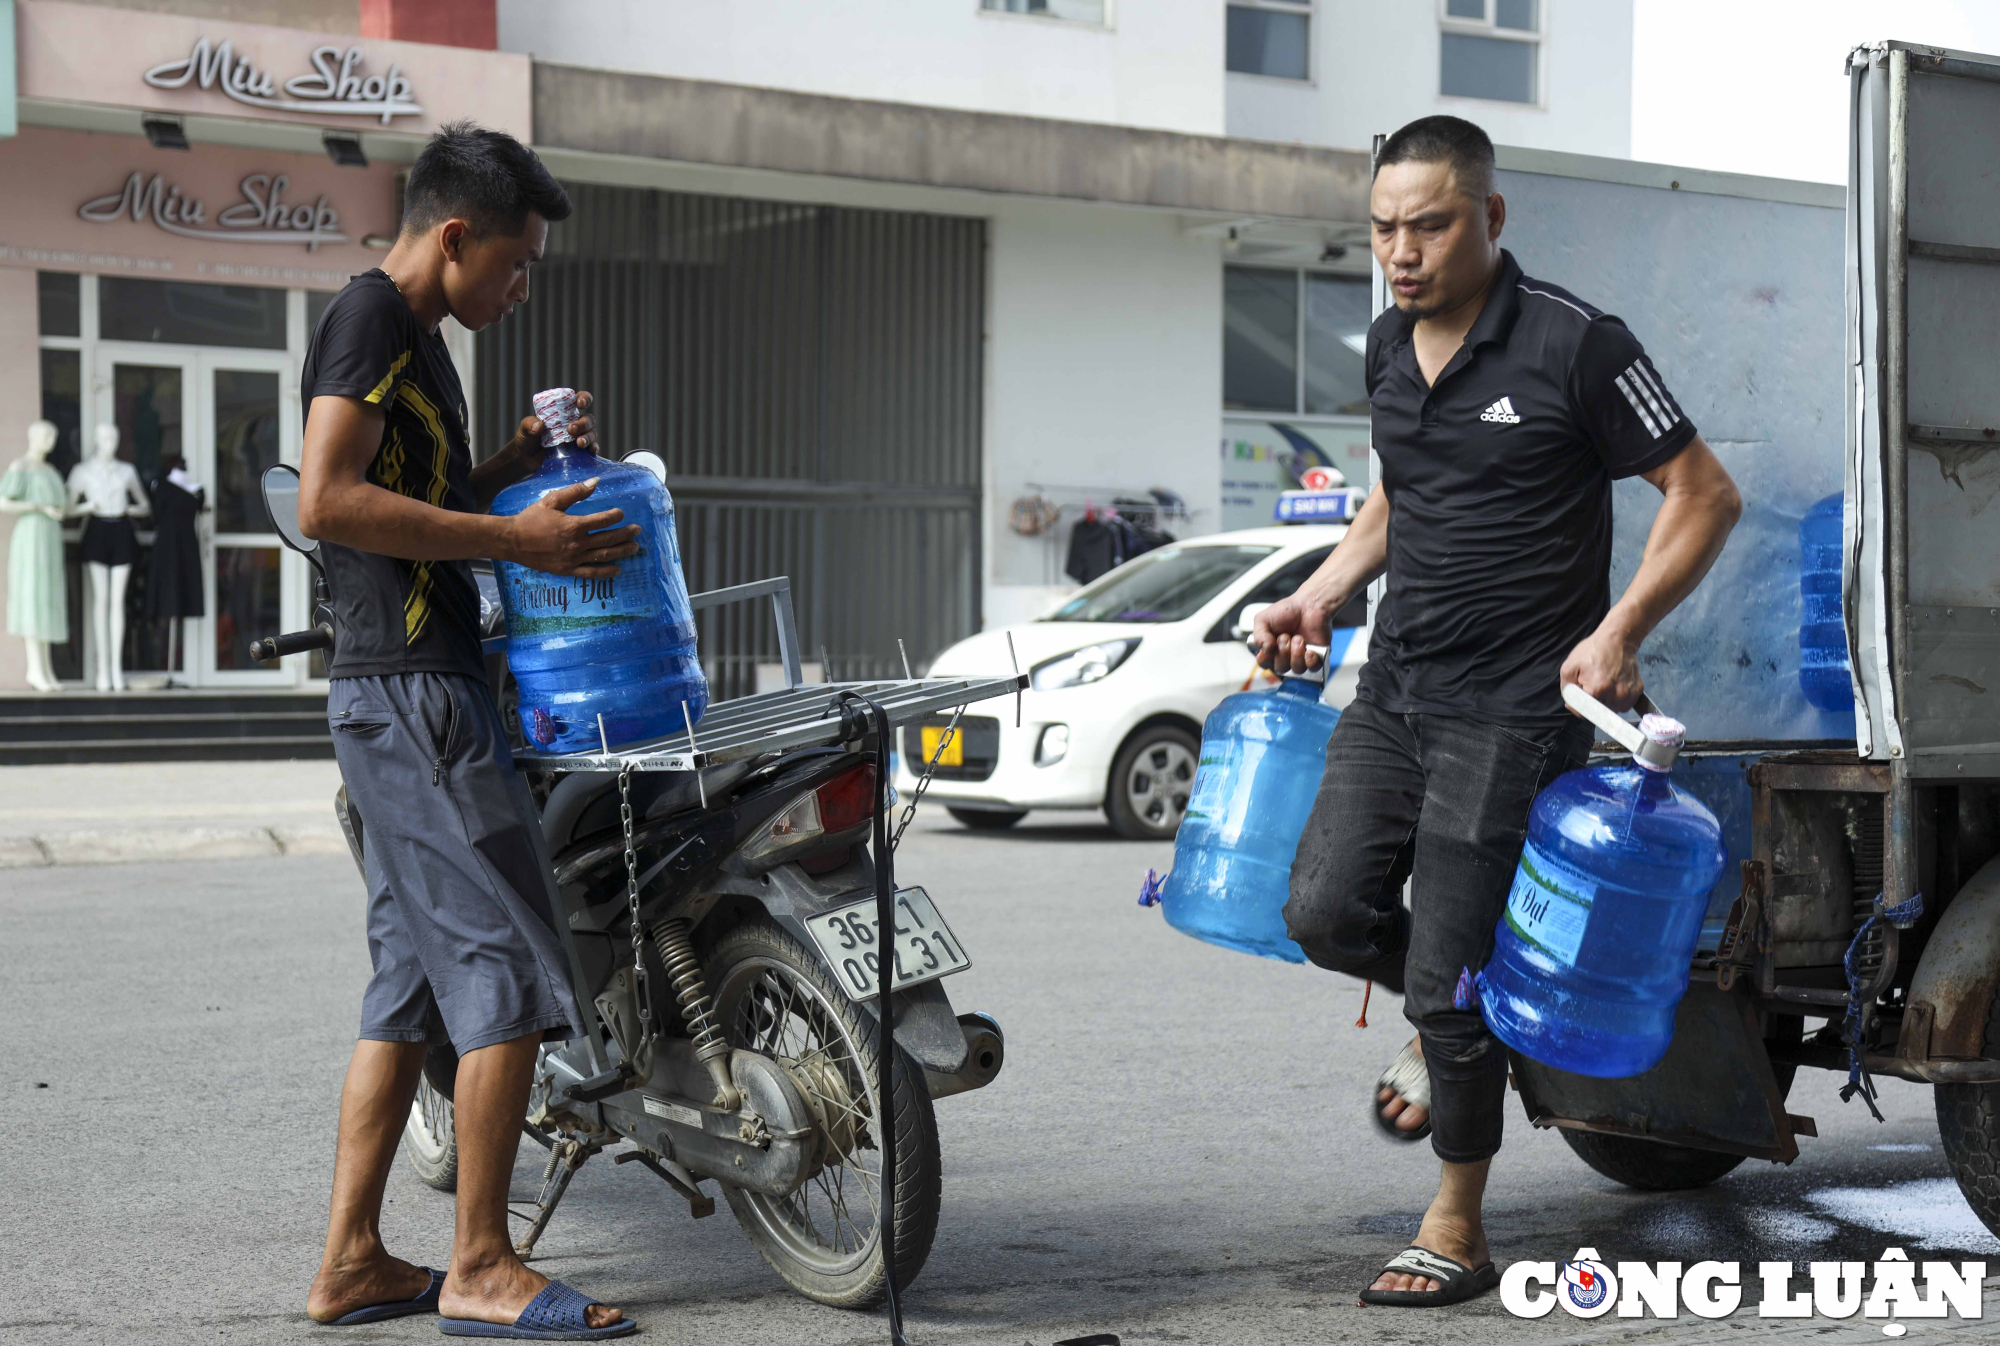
{"left": 1227, "top": 1, "right": 1311, "bottom": 81}
{"left": 1224, "top": 267, "right": 1371, "bottom": 416}
{"left": 98, "top": 278, "right": 288, "bottom": 350}
{"left": 1045, "top": 545, "right": 1278, "bottom": 624}
{"left": 1204, "top": 547, "right": 1367, "bottom": 640}
{"left": 981, "top": 0, "right": 1107, "bottom": 24}
{"left": 1440, "top": 0, "right": 1540, "bottom": 105}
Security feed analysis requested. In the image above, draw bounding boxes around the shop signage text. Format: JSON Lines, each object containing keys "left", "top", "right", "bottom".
{"left": 78, "top": 172, "right": 350, "bottom": 251}
{"left": 143, "top": 37, "right": 422, "bottom": 123}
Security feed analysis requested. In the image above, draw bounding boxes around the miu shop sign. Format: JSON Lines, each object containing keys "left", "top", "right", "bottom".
{"left": 143, "top": 37, "right": 423, "bottom": 123}
{"left": 78, "top": 172, "right": 349, "bottom": 250}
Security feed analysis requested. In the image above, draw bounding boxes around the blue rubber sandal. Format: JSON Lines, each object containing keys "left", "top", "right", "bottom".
{"left": 439, "top": 1280, "right": 637, "bottom": 1339}
{"left": 330, "top": 1267, "right": 444, "bottom": 1325}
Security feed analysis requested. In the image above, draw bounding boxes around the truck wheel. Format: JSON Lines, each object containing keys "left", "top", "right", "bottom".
{"left": 1934, "top": 986, "right": 2000, "bottom": 1238}
{"left": 1105, "top": 725, "right": 1198, "bottom": 841}
{"left": 947, "top": 807, "right": 1026, "bottom": 830}
{"left": 1559, "top": 1130, "right": 1746, "bottom": 1190}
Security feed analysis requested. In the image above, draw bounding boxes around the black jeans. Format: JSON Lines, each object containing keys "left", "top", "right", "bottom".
{"left": 1283, "top": 697, "right": 1591, "bottom": 1164}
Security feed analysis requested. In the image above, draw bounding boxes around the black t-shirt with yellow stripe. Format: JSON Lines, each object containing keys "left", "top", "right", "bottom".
{"left": 302, "top": 269, "right": 485, "bottom": 680}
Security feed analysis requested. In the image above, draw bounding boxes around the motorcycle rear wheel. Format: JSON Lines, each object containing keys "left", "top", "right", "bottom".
{"left": 403, "top": 1073, "right": 459, "bottom": 1192}
{"left": 707, "top": 918, "right": 942, "bottom": 1309}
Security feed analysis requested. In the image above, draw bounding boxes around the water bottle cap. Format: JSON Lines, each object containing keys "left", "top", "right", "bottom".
{"left": 1635, "top": 713, "right": 1685, "bottom": 771}
{"left": 533, "top": 387, "right": 578, "bottom": 447}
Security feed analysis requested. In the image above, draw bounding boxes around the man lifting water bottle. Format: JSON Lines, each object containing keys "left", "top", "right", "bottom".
{"left": 1253, "top": 116, "right": 1743, "bottom": 1308}
{"left": 296, "top": 123, "right": 638, "bottom": 1337}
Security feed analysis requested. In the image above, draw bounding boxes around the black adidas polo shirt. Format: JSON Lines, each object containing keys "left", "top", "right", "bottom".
{"left": 1359, "top": 249, "right": 1696, "bottom": 727}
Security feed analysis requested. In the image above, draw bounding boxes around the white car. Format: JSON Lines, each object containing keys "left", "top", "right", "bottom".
{"left": 895, "top": 524, "right": 1368, "bottom": 840}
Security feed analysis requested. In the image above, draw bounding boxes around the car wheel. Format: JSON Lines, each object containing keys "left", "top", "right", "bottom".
{"left": 1106, "top": 725, "right": 1199, "bottom": 840}
{"left": 947, "top": 807, "right": 1028, "bottom": 830}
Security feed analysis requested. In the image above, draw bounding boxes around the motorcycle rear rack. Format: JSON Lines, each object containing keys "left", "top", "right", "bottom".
{"left": 514, "top": 576, "right": 1024, "bottom": 772}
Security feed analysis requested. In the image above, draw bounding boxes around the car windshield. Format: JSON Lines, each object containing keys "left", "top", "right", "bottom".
{"left": 1043, "top": 545, "right": 1278, "bottom": 624}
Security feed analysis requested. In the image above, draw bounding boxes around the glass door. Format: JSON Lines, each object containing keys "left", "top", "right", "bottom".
{"left": 198, "top": 351, "right": 298, "bottom": 684}
{"left": 93, "top": 348, "right": 196, "bottom": 685}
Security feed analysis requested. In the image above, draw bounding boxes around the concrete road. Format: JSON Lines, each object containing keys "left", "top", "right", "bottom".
{"left": 7, "top": 807, "right": 1997, "bottom": 1345}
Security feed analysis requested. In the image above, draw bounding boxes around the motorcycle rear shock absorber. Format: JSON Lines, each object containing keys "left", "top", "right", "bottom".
{"left": 651, "top": 917, "right": 742, "bottom": 1110}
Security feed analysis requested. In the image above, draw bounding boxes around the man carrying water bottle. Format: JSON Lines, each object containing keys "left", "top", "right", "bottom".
{"left": 1254, "top": 115, "right": 1742, "bottom": 1308}
{"left": 297, "top": 124, "right": 639, "bottom": 1336}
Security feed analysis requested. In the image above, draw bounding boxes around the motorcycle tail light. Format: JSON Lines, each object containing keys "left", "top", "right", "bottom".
{"left": 741, "top": 763, "right": 877, "bottom": 866}
{"left": 816, "top": 764, "right": 877, "bottom": 834}
{"left": 742, "top": 791, "right": 823, "bottom": 863}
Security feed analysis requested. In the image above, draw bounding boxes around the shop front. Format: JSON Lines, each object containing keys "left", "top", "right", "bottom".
{"left": 0, "top": 0, "right": 526, "bottom": 695}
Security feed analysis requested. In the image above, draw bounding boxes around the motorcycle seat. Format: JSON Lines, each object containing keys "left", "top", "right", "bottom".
{"left": 541, "top": 760, "right": 755, "bottom": 853}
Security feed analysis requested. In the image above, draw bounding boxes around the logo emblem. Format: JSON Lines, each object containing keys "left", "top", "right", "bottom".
{"left": 1479, "top": 396, "right": 1522, "bottom": 424}
{"left": 1559, "top": 1252, "right": 1618, "bottom": 1317}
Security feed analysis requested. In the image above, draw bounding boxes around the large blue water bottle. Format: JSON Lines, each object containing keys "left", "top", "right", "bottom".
{"left": 1478, "top": 686, "right": 1726, "bottom": 1078}
{"left": 490, "top": 388, "right": 707, "bottom": 754}
{"left": 1159, "top": 673, "right": 1340, "bottom": 962}
{"left": 1799, "top": 492, "right": 1851, "bottom": 712}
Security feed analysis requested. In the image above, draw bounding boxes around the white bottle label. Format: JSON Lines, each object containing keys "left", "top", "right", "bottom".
{"left": 1503, "top": 840, "right": 1597, "bottom": 968}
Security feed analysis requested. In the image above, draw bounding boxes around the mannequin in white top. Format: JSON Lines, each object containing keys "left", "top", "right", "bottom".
{"left": 0, "top": 421, "right": 68, "bottom": 691}
{"left": 66, "top": 424, "right": 151, "bottom": 692}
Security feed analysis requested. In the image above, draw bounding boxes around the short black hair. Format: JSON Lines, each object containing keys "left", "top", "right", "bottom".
{"left": 1375, "top": 115, "right": 1495, "bottom": 201}
{"left": 401, "top": 120, "right": 571, "bottom": 239}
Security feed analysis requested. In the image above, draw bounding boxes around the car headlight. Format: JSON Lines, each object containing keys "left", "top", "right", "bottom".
{"left": 1030, "top": 638, "right": 1140, "bottom": 691}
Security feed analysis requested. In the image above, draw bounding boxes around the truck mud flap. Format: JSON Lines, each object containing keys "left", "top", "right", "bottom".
{"left": 1511, "top": 981, "right": 1802, "bottom": 1164}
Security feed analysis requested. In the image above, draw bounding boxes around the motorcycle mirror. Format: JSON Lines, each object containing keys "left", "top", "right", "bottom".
{"left": 261, "top": 464, "right": 319, "bottom": 560}
{"left": 622, "top": 450, "right": 667, "bottom": 485}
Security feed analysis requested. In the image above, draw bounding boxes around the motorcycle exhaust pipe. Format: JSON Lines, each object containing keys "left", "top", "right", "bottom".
{"left": 925, "top": 1012, "right": 1005, "bottom": 1100}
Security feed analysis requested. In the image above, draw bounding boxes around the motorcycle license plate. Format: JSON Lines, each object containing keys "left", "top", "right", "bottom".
{"left": 921, "top": 724, "right": 963, "bottom": 767}
{"left": 805, "top": 886, "right": 970, "bottom": 1002}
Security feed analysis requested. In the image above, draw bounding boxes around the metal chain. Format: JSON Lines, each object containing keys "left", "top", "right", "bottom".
{"left": 890, "top": 704, "right": 964, "bottom": 852}
{"left": 619, "top": 763, "right": 652, "bottom": 1050}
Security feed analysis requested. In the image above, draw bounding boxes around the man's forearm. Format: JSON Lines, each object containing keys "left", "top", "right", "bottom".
{"left": 1303, "top": 485, "right": 1391, "bottom": 611}
{"left": 1601, "top": 459, "right": 1740, "bottom": 647}
{"left": 468, "top": 440, "right": 538, "bottom": 510}
{"left": 306, "top": 478, "right": 517, "bottom": 563}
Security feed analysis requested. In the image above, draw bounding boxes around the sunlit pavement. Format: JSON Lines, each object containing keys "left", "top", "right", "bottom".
{"left": 7, "top": 805, "right": 1998, "bottom": 1344}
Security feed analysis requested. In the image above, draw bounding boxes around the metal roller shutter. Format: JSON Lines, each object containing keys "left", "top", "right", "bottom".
{"left": 476, "top": 184, "right": 984, "bottom": 701}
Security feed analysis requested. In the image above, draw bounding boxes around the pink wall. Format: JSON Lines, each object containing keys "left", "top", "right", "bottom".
{"left": 19, "top": 0, "right": 530, "bottom": 140}
{"left": 359, "top": 0, "right": 496, "bottom": 51}
{"left": 0, "top": 270, "right": 42, "bottom": 693}
{"left": 0, "top": 127, "right": 399, "bottom": 290}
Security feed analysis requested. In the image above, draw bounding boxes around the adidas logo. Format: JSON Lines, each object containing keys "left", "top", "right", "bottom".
{"left": 1479, "top": 397, "right": 1522, "bottom": 424}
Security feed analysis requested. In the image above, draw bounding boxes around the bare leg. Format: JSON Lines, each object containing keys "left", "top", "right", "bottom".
{"left": 1368, "top": 1158, "right": 1492, "bottom": 1295}
{"left": 307, "top": 1039, "right": 434, "bottom": 1322}
{"left": 438, "top": 1033, "right": 624, "bottom": 1330}
{"left": 86, "top": 562, "right": 110, "bottom": 692}
{"left": 106, "top": 563, "right": 130, "bottom": 691}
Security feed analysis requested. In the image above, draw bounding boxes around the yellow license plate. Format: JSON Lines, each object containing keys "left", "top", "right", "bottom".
{"left": 921, "top": 725, "right": 963, "bottom": 767}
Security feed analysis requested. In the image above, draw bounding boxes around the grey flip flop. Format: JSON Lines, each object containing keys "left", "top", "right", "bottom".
{"left": 1371, "top": 1037, "right": 1432, "bottom": 1143}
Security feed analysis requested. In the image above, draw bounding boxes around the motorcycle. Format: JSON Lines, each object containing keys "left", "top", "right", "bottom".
{"left": 254, "top": 463, "right": 1012, "bottom": 1310}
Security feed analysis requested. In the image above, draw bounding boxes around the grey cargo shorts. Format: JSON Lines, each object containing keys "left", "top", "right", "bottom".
{"left": 329, "top": 672, "right": 583, "bottom": 1054}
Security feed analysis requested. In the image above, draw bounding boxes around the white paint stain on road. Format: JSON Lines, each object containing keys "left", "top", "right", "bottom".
{"left": 1805, "top": 1177, "right": 2000, "bottom": 1253}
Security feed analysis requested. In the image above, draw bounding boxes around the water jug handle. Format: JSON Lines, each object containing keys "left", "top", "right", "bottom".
{"left": 1243, "top": 633, "right": 1329, "bottom": 682}
{"left": 1561, "top": 683, "right": 1682, "bottom": 770}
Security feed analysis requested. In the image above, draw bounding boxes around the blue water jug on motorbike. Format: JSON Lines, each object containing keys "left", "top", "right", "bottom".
{"left": 489, "top": 388, "right": 707, "bottom": 755}
{"left": 1160, "top": 672, "right": 1340, "bottom": 962}
{"left": 1477, "top": 686, "right": 1727, "bottom": 1079}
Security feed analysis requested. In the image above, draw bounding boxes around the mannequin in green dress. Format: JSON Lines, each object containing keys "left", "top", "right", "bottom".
{"left": 0, "top": 420, "right": 69, "bottom": 692}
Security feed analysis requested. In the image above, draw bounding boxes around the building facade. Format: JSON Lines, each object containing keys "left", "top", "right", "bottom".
{"left": 0, "top": 0, "right": 1632, "bottom": 698}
